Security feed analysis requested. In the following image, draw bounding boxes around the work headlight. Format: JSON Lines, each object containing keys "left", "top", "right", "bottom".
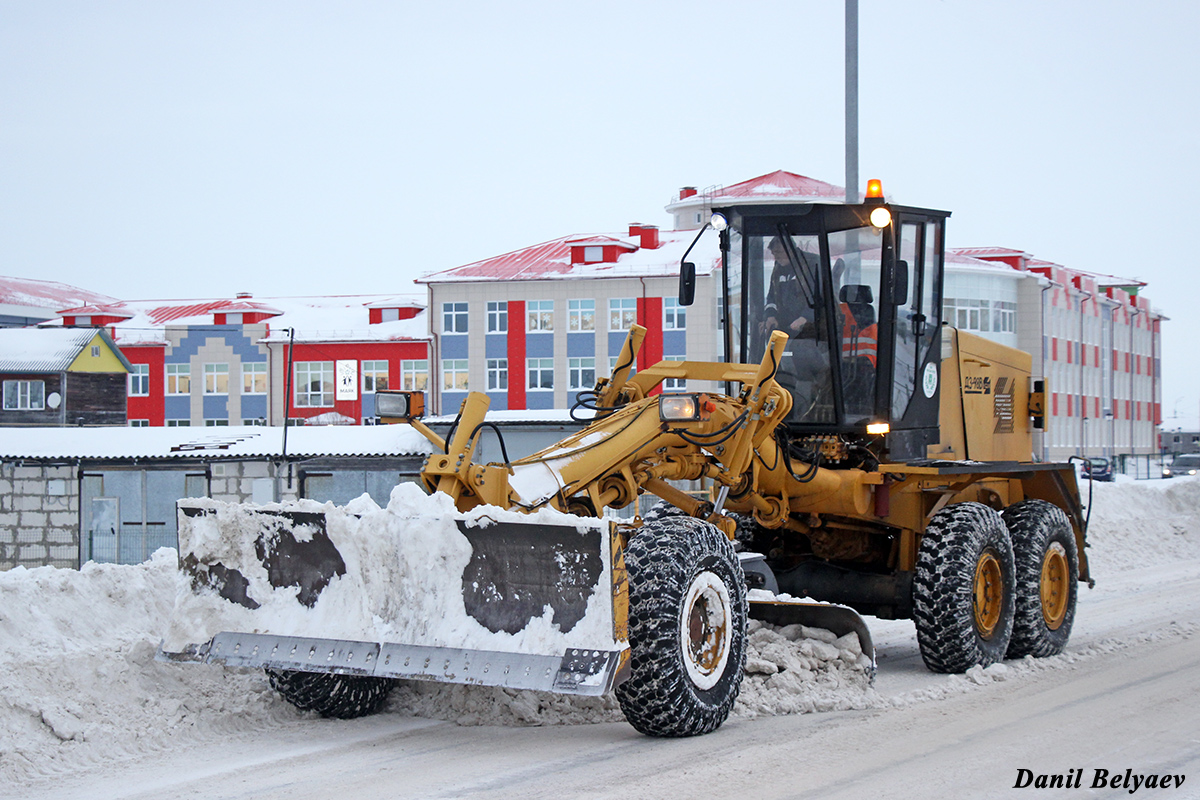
{"left": 375, "top": 390, "right": 425, "bottom": 422}
{"left": 659, "top": 393, "right": 715, "bottom": 422}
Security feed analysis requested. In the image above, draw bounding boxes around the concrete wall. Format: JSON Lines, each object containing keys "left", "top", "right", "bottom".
{"left": 0, "top": 459, "right": 304, "bottom": 572}
{"left": 0, "top": 463, "right": 79, "bottom": 569}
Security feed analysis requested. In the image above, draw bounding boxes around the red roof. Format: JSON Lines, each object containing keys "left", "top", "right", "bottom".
{"left": 0, "top": 275, "right": 117, "bottom": 312}
{"left": 57, "top": 302, "right": 134, "bottom": 319}
{"left": 418, "top": 229, "right": 715, "bottom": 284}
{"left": 420, "top": 236, "right": 577, "bottom": 281}
{"left": 209, "top": 300, "right": 284, "bottom": 315}
{"left": 145, "top": 301, "right": 230, "bottom": 324}
{"left": 713, "top": 170, "right": 845, "bottom": 201}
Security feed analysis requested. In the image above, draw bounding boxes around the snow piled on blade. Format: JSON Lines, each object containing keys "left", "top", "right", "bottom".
{"left": 162, "top": 483, "right": 619, "bottom": 658}
{"left": 1, "top": 478, "right": 1198, "bottom": 783}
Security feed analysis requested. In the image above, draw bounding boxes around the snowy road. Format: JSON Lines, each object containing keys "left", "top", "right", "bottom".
{"left": 6, "top": 480, "right": 1200, "bottom": 799}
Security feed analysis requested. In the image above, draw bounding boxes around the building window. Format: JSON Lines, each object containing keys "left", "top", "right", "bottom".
{"left": 295, "top": 361, "right": 334, "bottom": 407}
{"left": 362, "top": 360, "right": 389, "bottom": 392}
{"left": 569, "top": 299, "right": 595, "bottom": 332}
{"left": 242, "top": 362, "right": 267, "bottom": 394}
{"left": 487, "top": 359, "right": 508, "bottom": 391}
{"left": 663, "top": 352, "right": 686, "bottom": 390}
{"left": 129, "top": 364, "right": 150, "bottom": 396}
{"left": 992, "top": 301, "right": 1017, "bottom": 334}
{"left": 944, "top": 298, "right": 1016, "bottom": 335}
{"left": 527, "top": 300, "right": 554, "bottom": 332}
{"left": 443, "top": 359, "right": 469, "bottom": 391}
{"left": 3, "top": 379, "right": 45, "bottom": 410}
{"left": 664, "top": 298, "right": 686, "bottom": 330}
{"left": 569, "top": 357, "right": 595, "bottom": 390}
{"left": 204, "top": 363, "right": 229, "bottom": 395}
{"left": 166, "top": 419, "right": 190, "bottom": 427}
{"left": 583, "top": 245, "right": 603, "bottom": 263}
{"left": 610, "top": 298, "right": 637, "bottom": 331}
{"left": 91, "top": 345, "right": 100, "bottom": 357}
{"left": 528, "top": 358, "right": 554, "bottom": 391}
{"left": 166, "top": 363, "right": 190, "bottom": 395}
{"left": 243, "top": 418, "right": 266, "bottom": 426}
{"left": 129, "top": 419, "right": 149, "bottom": 427}
{"left": 401, "top": 359, "right": 429, "bottom": 391}
{"left": 487, "top": 301, "right": 508, "bottom": 333}
{"left": 204, "top": 419, "right": 230, "bottom": 427}
{"left": 442, "top": 302, "right": 468, "bottom": 333}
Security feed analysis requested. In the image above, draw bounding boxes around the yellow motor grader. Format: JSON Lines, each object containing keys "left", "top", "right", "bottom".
{"left": 159, "top": 188, "right": 1087, "bottom": 738}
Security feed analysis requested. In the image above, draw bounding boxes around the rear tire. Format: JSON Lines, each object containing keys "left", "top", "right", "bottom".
{"left": 1003, "top": 500, "right": 1078, "bottom": 658}
{"left": 913, "top": 502, "right": 1015, "bottom": 673}
{"left": 616, "top": 516, "right": 747, "bottom": 737}
{"left": 266, "top": 670, "right": 395, "bottom": 719}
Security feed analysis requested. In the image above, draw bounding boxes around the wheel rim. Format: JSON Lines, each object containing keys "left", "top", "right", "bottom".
{"left": 1040, "top": 542, "right": 1070, "bottom": 630}
{"left": 973, "top": 549, "right": 1004, "bottom": 640}
{"left": 679, "top": 570, "right": 733, "bottom": 690}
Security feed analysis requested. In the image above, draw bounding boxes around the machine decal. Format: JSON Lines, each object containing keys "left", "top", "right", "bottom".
{"left": 922, "top": 362, "right": 938, "bottom": 398}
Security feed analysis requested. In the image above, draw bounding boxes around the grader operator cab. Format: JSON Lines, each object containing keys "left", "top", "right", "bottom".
{"left": 159, "top": 186, "right": 1087, "bottom": 739}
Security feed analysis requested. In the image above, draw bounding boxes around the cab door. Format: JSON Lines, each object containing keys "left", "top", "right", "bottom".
{"left": 886, "top": 215, "right": 944, "bottom": 458}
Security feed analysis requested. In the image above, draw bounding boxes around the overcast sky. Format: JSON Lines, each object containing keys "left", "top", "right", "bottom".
{"left": 3, "top": 1, "right": 1199, "bottom": 425}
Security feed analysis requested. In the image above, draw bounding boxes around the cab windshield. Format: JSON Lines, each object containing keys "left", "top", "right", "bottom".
{"left": 728, "top": 225, "right": 881, "bottom": 427}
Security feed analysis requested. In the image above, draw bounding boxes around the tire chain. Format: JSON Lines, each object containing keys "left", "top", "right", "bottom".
{"left": 616, "top": 516, "right": 748, "bottom": 737}
{"left": 912, "top": 502, "right": 1015, "bottom": 674}
{"left": 266, "top": 669, "right": 395, "bottom": 719}
{"left": 1003, "top": 499, "right": 1078, "bottom": 658}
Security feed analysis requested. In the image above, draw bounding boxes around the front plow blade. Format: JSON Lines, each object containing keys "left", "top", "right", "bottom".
{"left": 159, "top": 496, "right": 629, "bottom": 696}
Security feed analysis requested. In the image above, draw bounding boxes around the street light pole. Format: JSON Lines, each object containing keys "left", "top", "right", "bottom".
{"left": 845, "top": 0, "right": 859, "bottom": 204}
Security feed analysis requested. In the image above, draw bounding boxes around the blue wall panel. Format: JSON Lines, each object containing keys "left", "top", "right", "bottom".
{"left": 441, "top": 335, "right": 469, "bottom": 359}
{"left": 526, "top": 333, "right": 554, "bottom": 359}
{"left": 567, "top": 333, "right": 595, "bottom": 357}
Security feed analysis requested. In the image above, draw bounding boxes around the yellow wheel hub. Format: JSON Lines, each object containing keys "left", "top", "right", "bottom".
{"left": 973, "top": 550, "right": 1004, "bottom": 639}
{"left": 1040, "top": 542, "right": 1070, "bottom": 630}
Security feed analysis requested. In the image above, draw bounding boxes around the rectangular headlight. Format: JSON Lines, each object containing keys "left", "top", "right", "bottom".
{"left": 659, "top": 393, "right": 714, "bottom": 422}
{"left": 376, "top": 390, "right": 424, "bottom": 421}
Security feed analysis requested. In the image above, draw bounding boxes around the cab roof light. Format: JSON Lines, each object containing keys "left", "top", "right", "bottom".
{"left": 865, "top": 179, "right": 884, "bottom": 200}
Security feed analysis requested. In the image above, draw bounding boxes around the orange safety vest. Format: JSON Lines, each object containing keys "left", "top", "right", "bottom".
{"left": 840, "top": 303, "right": 878, "bottom": 366}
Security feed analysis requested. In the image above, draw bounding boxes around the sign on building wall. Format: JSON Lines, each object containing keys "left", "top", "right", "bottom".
{"left": 336, "top": 360, "right": 358, "bottom": 401}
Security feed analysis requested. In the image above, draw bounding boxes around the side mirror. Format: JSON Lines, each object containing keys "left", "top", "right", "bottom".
{"left": 890, "top": 259, "right": 909, "bottom": 305}
{"left": 678, "top": 262, "right": 696, "bottom": 306}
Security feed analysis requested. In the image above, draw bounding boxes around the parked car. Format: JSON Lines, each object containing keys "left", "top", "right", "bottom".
{"left": 1163, "top": 453, "right": 1200, "bottom": 478}
{"left": 1083, "top": 457, "right": 1113, "bottom": 482}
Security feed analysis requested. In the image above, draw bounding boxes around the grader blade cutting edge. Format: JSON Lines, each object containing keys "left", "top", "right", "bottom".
{"left": 158, "top": 497, "right": 629, "bottom": 696}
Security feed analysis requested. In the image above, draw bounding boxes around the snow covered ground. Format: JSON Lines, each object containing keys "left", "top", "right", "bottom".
{"left": 2, "top": 478, "right": 1198, "bottom": 798}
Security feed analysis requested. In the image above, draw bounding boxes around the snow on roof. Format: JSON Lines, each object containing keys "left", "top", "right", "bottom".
{"left": 39, "top": 294, "right": 431, "bottom": 347}
{"left": 0, "top": 424, "right": 435, "bottom": 461}
{"left": 949, "top": 246, "right": 1032, "bottom": 260}
{"left": 0, "top": 328, "right": 126, "bottom": 373}
{"left": 418, "top": 229, "right": 719, "bottom": 284}
{"left": 0, "top": 275, "right": 118, "bottom": 316}
{"left": 424, "top": 408, "right": 594, "bottom": 426}
{"left": 666, "top": 170, "right": 847, "bottom": 211}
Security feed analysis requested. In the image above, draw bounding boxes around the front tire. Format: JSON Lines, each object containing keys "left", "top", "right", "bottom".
{"left": 615, "top": 516, "right": 747, "bottom": 737}
{"left": 1003, "top": 500, "right": 1078, "bottom": 658}
{"left": 266, "top": 670, "right": 395, "bottom": 719}
{"left": 913, "top": 502, "right": 1015, "bottom": 673}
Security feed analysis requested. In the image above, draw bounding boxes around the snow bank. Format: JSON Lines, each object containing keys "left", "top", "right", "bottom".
{"left": 1080, "top": 476, "right": 1200, "bottom": 573}
{"left": 2, "top": 479, "right": 1198, "bottom": 783}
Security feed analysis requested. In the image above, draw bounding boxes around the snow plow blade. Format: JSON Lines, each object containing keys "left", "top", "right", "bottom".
{"left": 748, "top": 598, "right": 876, "bottom": 673}
{"left": 158, "top": 493, "right": 629, "bottom": 696}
